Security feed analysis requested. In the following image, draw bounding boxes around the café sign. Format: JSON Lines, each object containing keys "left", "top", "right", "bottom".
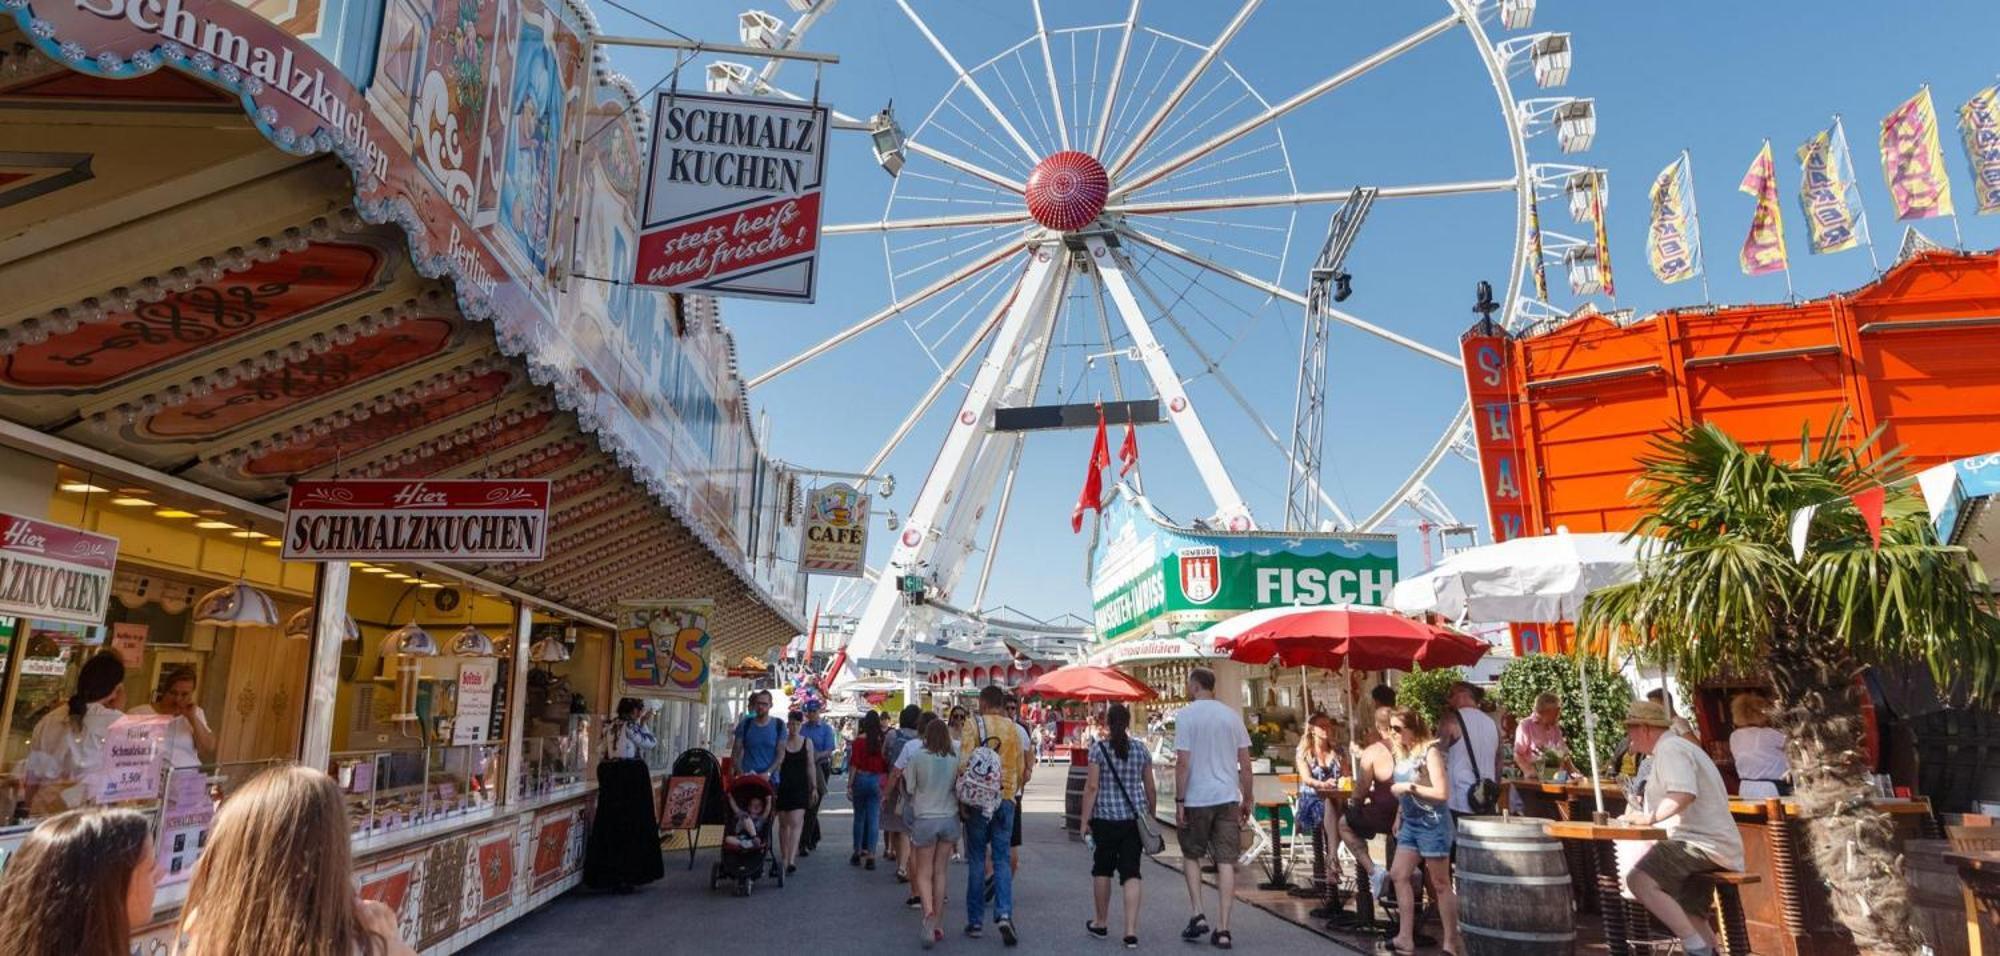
{"left": 799, "top": 482, "right": 868, "bottom": 578}
{"left": 635, "top": 91, "right": 830, "bottom": 302}
{"left": 282, "top": 480, "right": 551, "bottom": 562}
{"left": 0, "top": 513, "right": 118, "bottom": 627}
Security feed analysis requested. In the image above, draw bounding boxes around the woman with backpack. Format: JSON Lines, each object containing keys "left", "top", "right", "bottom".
{"left": 889, "top": 718, "right": 962, "bottom": 949}
{"left": 1079, "top": 703, "right": 1155, "bottom": 949}
{"left": 880, "top": 705, "right": 924, "bottom": 881}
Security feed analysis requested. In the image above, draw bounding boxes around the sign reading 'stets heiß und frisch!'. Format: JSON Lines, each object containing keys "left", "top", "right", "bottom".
{"left": 634, "top": 91, "right": 830, "bottom": 303}
{"left": 282, "top": 480, "right": 551, "bottom": 562}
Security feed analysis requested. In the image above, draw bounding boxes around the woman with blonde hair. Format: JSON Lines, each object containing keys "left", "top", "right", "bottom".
{"left": 180, "top": 765, "right": 415, "bottom": 956}
{"left": 0, "top": 806, "right": 155, "bottom": 956}
{"left": 1384, "top": 708, "right": 1462, "bottom": 956}
{"left": 890, "top": 716, "right": 963, "bottom": 948}
{"left": 1729, "top": 692, "right": 1791, "bottom": 799}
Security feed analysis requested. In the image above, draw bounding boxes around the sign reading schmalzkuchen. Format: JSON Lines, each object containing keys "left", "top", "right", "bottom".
{"left": 0, "top": 513, "right": 118, "bottom": 627}
{"left": 634, "top": 91, "right": 829, "bottom": 303}
{"left": 282, "top": 480, "right": 551, "bottom": 562}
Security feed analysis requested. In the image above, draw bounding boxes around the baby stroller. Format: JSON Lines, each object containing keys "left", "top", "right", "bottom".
{"left": 710, "top": 775, "right": 781, "bottom": 896}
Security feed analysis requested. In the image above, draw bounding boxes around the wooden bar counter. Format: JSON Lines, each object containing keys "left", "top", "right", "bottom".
{"left": 1728, "top": 797, "right": 1934, "bottom": 956}
{"left": 1946, "top": 849, "right": 2000, "bottom": 956}
{"left": 1505, "top": 780, "right": 1629, "bottom": 914}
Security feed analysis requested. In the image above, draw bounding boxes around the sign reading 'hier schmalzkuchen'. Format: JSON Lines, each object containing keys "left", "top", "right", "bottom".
{"left": 282, "top": 480, "right": 551, "bottom": 562}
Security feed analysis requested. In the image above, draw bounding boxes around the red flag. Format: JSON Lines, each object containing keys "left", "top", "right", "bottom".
{"left": 1853, "top": 486, "right": 1886, "bottom": 549}
{"left": 1071, "top": 405, "right": 1110, "bottom": 533}
{"left": 1118, "top": 421, "right": 1139, "bottom": 477}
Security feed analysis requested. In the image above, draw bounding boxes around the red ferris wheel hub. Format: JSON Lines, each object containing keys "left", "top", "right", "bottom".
{"left": 1024, "top": 151, "right": 1110, "bottom": 232}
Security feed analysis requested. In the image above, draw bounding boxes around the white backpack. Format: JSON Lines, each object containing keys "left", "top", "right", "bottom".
{"left": 955, "top": 716, "right": 1007, "bottom": 818}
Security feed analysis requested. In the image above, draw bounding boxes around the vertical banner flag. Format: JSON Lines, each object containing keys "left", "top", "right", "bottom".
{"left": 1798, "top": 125, "right": 1861, "bottom": 253}
{"left": 1738, "top": 141, "right": 1790, "bottom": 275}
{"left": 1118, "top": 422, "right": 1139, "bottom": 477}
{"left": 1527, "top": 193, "right": 1551, "bottom": 301}
{"left": 1071, "top": 405, "right": 1110, "bottom": 533}
{"left": 1880, "top": 87, "right": 1956, "bottom": 220}
{"left": 1958, "top": 84, "right": 2000, "bottom": 214}
{"left": 1590, "top": 170, "right": 1615, "bottom": 298}
{"left": 1648, "top": 156, "right": 1698, "bottom": 283}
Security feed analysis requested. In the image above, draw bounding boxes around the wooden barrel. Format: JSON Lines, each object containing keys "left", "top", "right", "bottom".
{"left": 1456, "top": 816, "right": 1575, "bottom": 955}
{"left": 1063, "top": 748, "right": 1089, "bottom": 840}
{"left": 1904, "top": 838, "right": 1969, "bottom": 956}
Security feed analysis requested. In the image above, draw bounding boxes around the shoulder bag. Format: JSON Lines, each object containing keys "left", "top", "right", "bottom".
{"left": 1096, "top": 741, "right": 1165, "bottom": 855}
{"left": 1457, "top": 709, "right": 1501, "bottom": 815}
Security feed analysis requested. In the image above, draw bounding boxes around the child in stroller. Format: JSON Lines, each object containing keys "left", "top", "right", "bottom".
{"left": 711, "top": 775, "right": 780, "bottom": 895}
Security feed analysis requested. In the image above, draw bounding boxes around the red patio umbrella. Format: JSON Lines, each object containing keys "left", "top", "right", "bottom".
{"left": 1204, "top": 604, "right": 1490, "bottom": 672}
{"left": 1021, "top": 663, "right": 1159, "bottom": 702}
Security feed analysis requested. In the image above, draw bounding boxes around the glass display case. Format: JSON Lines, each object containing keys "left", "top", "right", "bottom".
{"left": 518, "top": 715, "right": 595, "bottom": 799}
{"left": 329, "top": 743, "right": 501, "bottom": 837}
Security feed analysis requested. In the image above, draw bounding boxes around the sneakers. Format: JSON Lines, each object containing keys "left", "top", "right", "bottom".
{"left": 906, "top": 894, "right": 923, "bottom": 909}
{"left": 965, "top": 924, "right": 984, "bottom": 939}
{"left": 1086, "top": 921, "right": 1110, "bottom": 940}
{"left": 997, "top": 919, "right": 1018, "bottom": 947}
{"left": 1123, "top": 936, "right": 1139, "bottom": 950}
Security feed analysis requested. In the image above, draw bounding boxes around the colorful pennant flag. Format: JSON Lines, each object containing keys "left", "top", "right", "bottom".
{"left": 1118, "top": 421, "right": 1138, "bottom": 477}
{"left": 1797, "top": 125, "right": 1861, "bottom": 253}
{"left": 1527, "top": 193, "right": 1551, "bottom": 301}
{"left": 1648, "top": 155, "right": 1699, "bottom": 284}
{"left": 1738, "top": 141, "right": 1790, "bottom": 275}
{"left": 1590, "top": 170, "right": 1616, "bottom": 298}
{"left": 1880, "top": 87, "right": 1956, "bottom": 220}
{"left": 1853, "top": 486, "right": 1887, "bottom": 549}
{"left": 1070, "top": 404, "right": 1110, "bottom": 533}
{"left": 1958, "top": 84, "right": 2000, "bottom": 215}
{"left": 1788, "top": 503, "right": 1819, "bottom": 561}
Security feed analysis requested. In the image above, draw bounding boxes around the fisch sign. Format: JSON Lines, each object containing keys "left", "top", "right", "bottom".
{"left": 282, "top": 480, "right": 551, "bottom": 562}
{"left": 0, "top": 513, "right": 119, "bottom": 627}
{"left": 634, "top": 91, "right": 829, "bottom": 302}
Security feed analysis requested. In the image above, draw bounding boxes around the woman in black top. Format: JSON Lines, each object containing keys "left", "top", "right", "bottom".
{"left": 774, "top": 710, "right": 818, "bottom": 876}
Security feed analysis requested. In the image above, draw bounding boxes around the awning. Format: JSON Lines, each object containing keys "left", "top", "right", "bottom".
{"left": 0, "top": 5, "right": 805, "bottom": 655}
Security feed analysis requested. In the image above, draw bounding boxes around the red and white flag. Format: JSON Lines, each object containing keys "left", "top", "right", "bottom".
{"left": 1118, "top": 421, "right": 1139, "bottom": 477}
{"left": 1071, "top": 405, "right": 1111, "bottom": 533}
{"left": 1853, "top": 486, "right": 1886, "bottom": 549}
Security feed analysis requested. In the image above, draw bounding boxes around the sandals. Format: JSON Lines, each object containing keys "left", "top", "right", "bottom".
{"left": 1180, "top": 915, "right": 1210, "bottom": 943}
{"left": 1211, "top": 930, "right": 1233, "bottom": 950}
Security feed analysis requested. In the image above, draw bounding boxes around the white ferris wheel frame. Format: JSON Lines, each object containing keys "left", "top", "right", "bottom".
{"left": 717, "top": 0, "right": 1585, "bottom": 665}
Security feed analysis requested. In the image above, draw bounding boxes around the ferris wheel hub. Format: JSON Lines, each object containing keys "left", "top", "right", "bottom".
{"left": 1024, "top": 151, "right": 1110, "bottom": 232}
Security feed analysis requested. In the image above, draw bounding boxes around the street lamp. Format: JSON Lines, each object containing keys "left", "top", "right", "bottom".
{"left": 869, "top": 103, "right": 906, "bottom": 177}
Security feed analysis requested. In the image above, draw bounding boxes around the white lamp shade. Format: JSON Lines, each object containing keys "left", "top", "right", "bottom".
{"left": 451, "top": 625, "right": 497, "bottom": 657}
{"left": 388, "top": 621, "right": 438, "bottom": 657}
{"left": 193, "top": 581, "right": 279, "bottom": 628}
{"left": 283, "top": 606, "right": 361, "bottom": 642}
{"left": 528, "top": 635, "right": 571, "bottom": 662}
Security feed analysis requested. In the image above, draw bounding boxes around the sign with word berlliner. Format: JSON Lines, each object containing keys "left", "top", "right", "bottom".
{"left": 0, "top": 512, "right": 118, "bottom": 626}
{"left": 799, "top": 482, "right": 868, "bottom": 578}
{"left": 282, "top": 480, "right": 551, "bottom": 562}
{"left": 634, "top": 90, "right": 830, "bottom": 303}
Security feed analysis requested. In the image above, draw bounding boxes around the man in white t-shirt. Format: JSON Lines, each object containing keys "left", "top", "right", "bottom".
{"left": 1172, "top": 667, "right": 1253, "bottom": 949}
{"left": 1444, "top": 682, "right": 1500, "bottom": 818}
{"left": 1618, "top": 699, "right": 1744, "bottom": 956}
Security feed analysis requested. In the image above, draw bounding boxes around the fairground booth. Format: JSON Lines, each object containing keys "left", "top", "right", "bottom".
{"left": 0, "top": 0, "right": 805, "bottom": 950}
{"left": 1461, "top": 245, "right": 2000, "bottom": 955}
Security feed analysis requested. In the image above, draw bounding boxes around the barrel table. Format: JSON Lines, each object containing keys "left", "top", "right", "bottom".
{"left": 1456, "top": 816, "right": 1576, "bottom": 955}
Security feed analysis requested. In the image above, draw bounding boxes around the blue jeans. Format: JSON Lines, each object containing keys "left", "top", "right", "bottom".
{"left": 963, "top": 799, "right": 1016, "bottom": 926}
{"left": 851, "top": 771, "right": 882, "bottom": 856}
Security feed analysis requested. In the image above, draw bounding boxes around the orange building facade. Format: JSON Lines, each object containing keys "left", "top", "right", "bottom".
{"left": 1462, "top": 249, "right": 2000, "bottom": 652}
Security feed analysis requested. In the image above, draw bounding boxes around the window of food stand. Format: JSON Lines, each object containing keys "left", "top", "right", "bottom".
{"left": 0, "top": 466, "right": 315, "bottom": 826}
{"left": 517, "top": 613, "right": 608, "bottom": 795}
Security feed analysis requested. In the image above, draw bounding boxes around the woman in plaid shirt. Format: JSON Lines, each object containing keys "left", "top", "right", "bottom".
{"left": 1080, "top": 704, "right": 1156, "bottom": 949}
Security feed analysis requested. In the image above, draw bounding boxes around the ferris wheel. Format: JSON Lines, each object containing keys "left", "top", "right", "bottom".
{"left": 708, "top": 0, "right": 1598, "bottom": 660}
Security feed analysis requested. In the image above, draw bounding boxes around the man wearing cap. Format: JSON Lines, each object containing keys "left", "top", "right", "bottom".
{"left": 1617, "top": 699, "right": 1743, "bottom": 956}
{"left": 799, "top": 700, "right": 837, "bottom": 857}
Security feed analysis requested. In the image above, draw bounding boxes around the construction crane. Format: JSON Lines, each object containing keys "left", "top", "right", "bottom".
{"left": 1285, "top": 187, "right": 1378, "bottom": 532}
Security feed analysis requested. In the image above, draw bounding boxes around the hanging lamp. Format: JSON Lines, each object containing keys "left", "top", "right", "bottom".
{"left": 528, "top": 629, "right": 571, "bottom": 662}
{"left": 450, "top": 624, "right": 498, "bottom": 657}
{"left": 284, "top": 606, "right": 362, "bottom": 642}
{"left": 194, "top": 519, "right": 278, "bottom": 628}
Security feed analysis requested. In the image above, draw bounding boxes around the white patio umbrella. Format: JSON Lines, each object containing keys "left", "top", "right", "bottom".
{"left": 1392, "top": 530, "right": 1650, "bottom": 816}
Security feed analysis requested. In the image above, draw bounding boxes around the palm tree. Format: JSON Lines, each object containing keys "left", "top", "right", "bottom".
{"left": 1579, "top": 418, "right": 1998, "bottom": 955}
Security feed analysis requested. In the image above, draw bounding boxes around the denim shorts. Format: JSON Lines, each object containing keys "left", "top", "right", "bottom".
{"left": 911, "top": 814, "right": 961, "bottom": 848}
{"left": 1396, "top": 807, "right": 1453, "bottom": 857}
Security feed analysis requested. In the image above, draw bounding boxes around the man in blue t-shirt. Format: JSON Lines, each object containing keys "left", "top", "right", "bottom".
{"left": 730, "top": 689, "right": 786, "bottom": 781}
{"left": 799, "top": 700, "right": 837, "bottom": 855}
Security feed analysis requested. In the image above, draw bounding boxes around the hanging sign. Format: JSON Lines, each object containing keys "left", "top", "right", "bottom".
{"left": 0, "top": 513, "right": 118, "bottom": 627}
{"left": 800, "top": 482, "right": 868, "bottom": 577}
{"left": 282, "top": 480, "right": 551, "bottom": 562}
{"left": 615, "top": 600, "right": 713, "bottom": 702}
{"left": 452, "top": 661, "right": 499, "bottom": 745}
{"left": 634, "top": 91, "right": 830, "bottom": 302}
{"left": 96, "top": 714, "right": 171, "bottom": 803}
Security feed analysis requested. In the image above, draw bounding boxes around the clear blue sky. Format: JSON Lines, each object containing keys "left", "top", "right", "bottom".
{"left": 604, "top": 1, "right": 2000, "bottom": 624}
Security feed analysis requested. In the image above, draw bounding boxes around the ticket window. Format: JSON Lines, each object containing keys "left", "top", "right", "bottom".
{"left": 328, "top": 571, "right": 517, "bottom": 832}
{"left": 0, "top": 470, "right": 314, "bottom": 826}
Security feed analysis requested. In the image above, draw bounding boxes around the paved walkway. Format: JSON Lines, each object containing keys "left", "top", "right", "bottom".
{"left": 471, "top": 769, "right": 1363, "bottom": 955}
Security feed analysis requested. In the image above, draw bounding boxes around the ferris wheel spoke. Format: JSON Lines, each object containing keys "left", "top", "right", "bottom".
{"left": 1119, "top": 224, "right": 1462, "bottom": 368}
{"left": 1091, "top": 0, "right": 1141, "bottom": 157}
{"left": 1112, "top": 11, "right": 1463, "bottom": 200}
{"left": 863, "top": 285, "right": 1020, "bottom": 476}
{"left": 825, "top": 211, "right": 1033, "bottom": 235}
{"left": 1108, "top": 179, "right": 1517, "bottom": 215}
{"left": 747, "top": 241, "right": 1025, "bottom": 389}
{"left": 934, "top": 101, "right": 1039, "bottom": 180}
{"left": 1106, "top": 0, "right": 1261, "bottom": 177}
{"left": 896, "top": 0, "right": 1043, "bottom": 165}
{"left": 1032, "top": 0, "right": 1071, "bottom": 150}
